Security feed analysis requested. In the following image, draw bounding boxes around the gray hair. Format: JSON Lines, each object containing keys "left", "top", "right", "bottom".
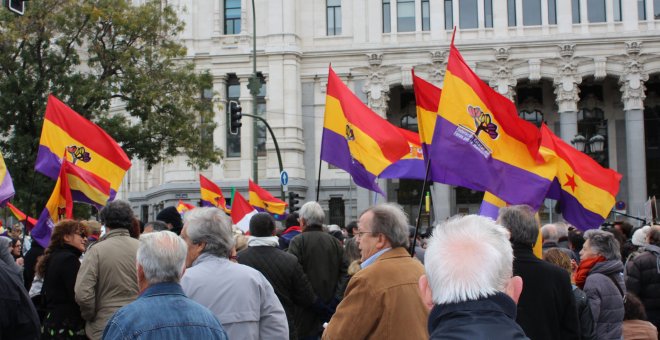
{"left": 498, "top": 205, "right": 538, "bottom": 247}
{"left": 425, "top": 215, "right": 513, "bottom": 304}
{"left": 555, "top": 222, "right": 570, "bottom": 239}
{"left": 299, "top": 201, "right": 325, "bottom": 226}
{"left": 361, "top": 203, "right": 409, "bottom": 248}
{"left": 144, "top": 221, "right": 169, "bottom": 232}
{"left": 584, "top": 229, "right": 621, "bottom": 261}
{"left": 99, "top": 200, "right": 135, "bottom": 230}
{"left": 183, "top": 207, "right": 235, "bottom": 258}
{"left": 541, "top": 224, "right": 559, "bottom": 243}
{"left": 137, "top": 231, "right": 187, "bottom": 285}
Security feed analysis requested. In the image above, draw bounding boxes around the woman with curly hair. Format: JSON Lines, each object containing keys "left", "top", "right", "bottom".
{"left": 36, "top": 220, "right": 88, "bottom": 339}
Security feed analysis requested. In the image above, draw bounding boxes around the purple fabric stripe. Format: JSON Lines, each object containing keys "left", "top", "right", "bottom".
{"left": 35, "top": 145, "right": 61, "bottom": 180}
{"left": 321, "top": 129, "right": 384, "bottom": 196}
{"left": 479, "top": 200, "right": 501, "bottom": 220}
{"left": 200, "top": 200, "right": 215, "bottom": 208}
{"left": 0, "top": 171, "right": 15, "bottom": 206}
{"left": 70, "top": 190, "right": 106, "bottom": 209}
{"left": 547, "top": 179, "right": 606, "bottom": 230}
{"left": 32, "top": 208, "right": 54, "bottom": 248}
{"left": 428, "top": 117, "right": 551, "bottom": 210}
{"left": 379, "top": 159, "right": 426, "bottom": 180}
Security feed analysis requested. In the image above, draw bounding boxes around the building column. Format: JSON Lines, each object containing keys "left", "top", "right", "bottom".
{"left": 430, "top": 184, "right": 452, "bottom": 222}
{"left": 238, "top": 75, "right": 255, "bottom": 179}
{"left": 620, "top": 41, "right": 648, "bottom": 216}
{"left": 212, "top": 75, "right": 228, "bottom": 180}
{"left": 554, "top": 44, "right": 581, "bottom": 143}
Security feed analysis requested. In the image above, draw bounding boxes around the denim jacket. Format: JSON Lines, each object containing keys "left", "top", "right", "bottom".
{"left": 102, "top": 282, "right": 227, "bottom": 340}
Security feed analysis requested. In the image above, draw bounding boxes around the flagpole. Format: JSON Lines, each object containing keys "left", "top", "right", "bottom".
{"left": 316, "top": 154, "right": 323, "bottom": 202}
{"left": 410, "top": 152, "right": 433, "bottom": 258}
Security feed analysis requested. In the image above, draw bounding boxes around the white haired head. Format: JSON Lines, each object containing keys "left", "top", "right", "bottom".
{"left": 423, "top": 215, "right": 515, "bottom": 305}
{"left": 137, "top": 231, "right": 188, "bottom": 285}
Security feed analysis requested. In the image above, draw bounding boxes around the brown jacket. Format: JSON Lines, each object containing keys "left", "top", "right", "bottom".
{"left": 74, "top": 228, "right": 139, "bottom": 339}
{"left": 623, "top": 319, "right": 658, "bottom": 340}
{"left": 323, "top": 247, "right": 429, "bottom": 340}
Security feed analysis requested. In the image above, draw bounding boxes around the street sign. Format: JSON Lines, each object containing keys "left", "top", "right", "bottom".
{"left": 280, "top": 170, "right": 288, "bottom": 186}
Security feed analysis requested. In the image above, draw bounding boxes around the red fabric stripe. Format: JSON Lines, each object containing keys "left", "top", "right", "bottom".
{"left": 63, "top": 161, "right": 111, "bottom": 195}
{"left": 248, "top": 180, "right": 285, "bottom": 204}
{"left": 396, "top": 127, "right": 421, "bottom": 145}
{"left": 200, "top": 174, "right": 222, "bottom": 195}
{"left": 412, "top": 71, "right": 442, "bottom": 113}
{"left": 326, "top": 67, "right": 409, "bottom": 163}
{"left": 231, "top": 191, "right": 255, "bottom": 224}
{"left": 44, "top": 95, "right": 131, "bottom": 169}
{"left": 445, "top": 46, "right": 542, "bottom": 160}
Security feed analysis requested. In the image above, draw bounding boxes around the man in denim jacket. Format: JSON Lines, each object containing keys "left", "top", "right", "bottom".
{"left": 102, "top": 231, "right": 227, "bottom": 339}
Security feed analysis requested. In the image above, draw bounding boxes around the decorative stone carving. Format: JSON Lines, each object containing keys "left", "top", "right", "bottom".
{"left": 619, "top": 41, "right": 648, "bottom": 111}
{"left": 487, "top": 47, "right": 517, "bottom": 100}
{"left": 553, "top": 44, "right": 582, "bottom": 113}
{"left": 594, "top": 57, "right": 607, "bottom": 80}
{"left": 401, "top": 66, "right": 413, "bottom": 88}
{"left": 413, "top": 50, "right": 448, "bottom": 87}
{"left": 528, "top": 59, "right": 541, "bottom": 83}
{"left": 352, "top": 53, "right": 399, "bottom": 116}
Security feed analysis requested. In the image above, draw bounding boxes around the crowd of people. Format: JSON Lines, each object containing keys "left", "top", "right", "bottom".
{"left": 1, "top": 199, "right": 659, "bottom": 339}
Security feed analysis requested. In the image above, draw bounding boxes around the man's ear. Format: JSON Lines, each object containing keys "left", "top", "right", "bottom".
{"left": 418, "top": 275, "right": 434, "bottom": 311}
{"left": 505, "top": 276, "right": 523, "bottom": 304}
{"left": 137, "top": 264, "right": 146, "bottom": 284}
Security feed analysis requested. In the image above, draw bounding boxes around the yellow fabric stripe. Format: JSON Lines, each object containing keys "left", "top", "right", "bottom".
{"left": 439, "top": 71, "right": 555, "bottom": 180}
{"left": 416, "top": 106, "right": 437, "bottom": 146}
{"left": 67, "top": 174, "right": 109, "bottom": 205}
{"left": 483, "top": 192, "right": 506, "bottom": 208}
{"left": 45, "top": 177, "right": 66, "bottom": 221}
{"left": 324, "top": 95, "right": 393, "bottom": 175}
{"left": 41, "top": 120, "right": 127, "bottom": 191}
{"left": 248, "top": 192, "right": 286, "bottom": 215}
{"left": 200, "top": 188, "right": 222, "bottom": 206}
{"left": 0, "top": 153, "right": 7, "bottom": 185}
{"left": 544, "top": 149, "right": 616, "bottom": 218}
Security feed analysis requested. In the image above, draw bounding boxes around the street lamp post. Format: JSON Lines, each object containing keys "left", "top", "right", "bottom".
{"left": 248, "top": 0, "right": 261, "bottom": 184}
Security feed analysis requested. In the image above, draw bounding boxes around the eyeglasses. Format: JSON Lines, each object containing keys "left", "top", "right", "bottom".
{"left": 355, "top": 230, "right": 376, "bottom": 238}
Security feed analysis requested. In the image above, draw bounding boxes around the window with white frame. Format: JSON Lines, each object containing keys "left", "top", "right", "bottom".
{"left": 225, "top": 0, "right": 241, "bottom": 35}
{"left": 383, "top": 0, "right": 392, "bottom": 32}
{"left": 445, "top": 0, "right": 454, "bottom": 29}
{"left": 587, "top": 0, "right": 606, "bottom": 22}
{"left": 508, "top": 0, "right": 516, "bottom": 26}
{"left": 382, "top": 0, "right": 433, "bottom": 33}
{"left": 484, "top": 0, "right": 493, "bottom": 27}
{"left": 398, "top": 0, "right": 416, "bottom": 32}
{"left": 639, "top": 0, "right": 646, "bottom": 20}
{"left": 422, "top": 0, "right": 430, "bottom": 31}
{"left": 459, "top": 0, "right": 478, "bottom": 29}
{"left": 572, "top": 0, "right": 581, "bottom": 23}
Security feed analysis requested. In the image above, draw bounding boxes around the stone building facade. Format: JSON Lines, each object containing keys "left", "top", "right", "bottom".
{"left": 123, "top": 0, "right": 660, "bottom": 227}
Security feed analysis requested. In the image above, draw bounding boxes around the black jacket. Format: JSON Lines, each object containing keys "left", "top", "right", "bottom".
{"left": 625, "top": 244, "right": 660, "bottom": 329}
{"left": 573, "top": 286, "right": 596, "bottom": 340}
{"left": 0, "top": 261, "right": 40, "bottom": 340}
{"left": 23, "top": 242, "right": 44, "bottom": 291}
{"left": 428, "top": 292, "right": 529, "bottom": 339}
{"left": 513, "top": 244, "right": 580, "bottom": 340}
{"left": 237, "top": 245, "right": 316, "bottom": 340}
{"left": 41, "top": 244, "right": 85, "bottom": 331}
{"left": 288, "top": 224, "right": 348, "bottom": 336}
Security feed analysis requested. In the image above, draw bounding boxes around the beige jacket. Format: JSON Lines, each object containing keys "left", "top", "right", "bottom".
{"left": 323, "top": 247, "right": 429, "bottom": 340}
{"left": 74, "top": 228, "right": 139, "bottom": 340}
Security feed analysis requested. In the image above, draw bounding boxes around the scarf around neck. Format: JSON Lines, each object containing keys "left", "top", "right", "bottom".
{"left": 574, "top": 255, "right": 606, "bottom": 289}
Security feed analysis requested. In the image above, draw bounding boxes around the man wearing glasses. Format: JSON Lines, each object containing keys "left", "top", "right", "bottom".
{"left": 323, "top": 203, "right": 428, "bottom": 339}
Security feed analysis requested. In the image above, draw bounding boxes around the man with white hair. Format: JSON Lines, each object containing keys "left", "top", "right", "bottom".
{"left": 323, "top": 203, "right": 428, "bottom": 339}
{"left": 180, "top": 207, "right": 288, "bottom": 340}
{"left": 419, "top": 215, "right": 527, "bottom": 339}
{"left": 288, "top": 201, "right": 347, "bottom": 338}
{"left": 541, "top": 223, "right": 559, "bottom": 252}
{"left": 102, "top": 231, "right": 227, "bottom": 339}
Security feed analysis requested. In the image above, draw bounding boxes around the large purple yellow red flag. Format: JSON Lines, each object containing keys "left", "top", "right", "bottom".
{"left": 426, "top": 42, "right": 554, "bottom": 209}
{"left": 200, "top": 174, "right": 230, "bottom": 213}
{"left": 35, "top": 95, "right": 131, "bottom": 198}
{"left": 7, "top": 203, "right": 38, "bottom": 230}
{"left": 248, "top": 180, "right": 287, "bottom": 217}
{"left": 32, "top": 160, "right": 111, "bottom": 248}
{"left": 412, "top": 71, "right": 442, "bottom": 152}
{"left": 379, "top": 127, "right": 426, "bottom": 180}
{"left": 176, "top": 200, "right": 196, "bottom": 215}
{"left": 540, "top": 124, "right": 622, "bottom": 229}
{"left": 0, "top": 151, "right": 15, "bottom": 206}
{"left": 321, "top": 66, "right": 410, "bottom": 195}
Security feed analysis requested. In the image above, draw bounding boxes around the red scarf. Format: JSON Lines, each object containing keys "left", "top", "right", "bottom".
{"left": 574, "top": 256, "right": 606, "bottom": 289}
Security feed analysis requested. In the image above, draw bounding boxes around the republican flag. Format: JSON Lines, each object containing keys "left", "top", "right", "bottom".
{"left": 426, "top": 42, "right": 554, "bottom": 209}
{"left": 7, "top": 203, "right": 38, "bottom": 230}
{"left": 176, "top": 200, "right": 196, "bottom": 214}
{"left": 540, "top": 124, "right": 622, "bottom": 229}
{"left": 200, "top": 174, "right": 230, "bottom": 213}
{"left": 412, "top": 71, "right": 442, "bottom": 153}
{"left": 231, "top": 191, "right": 257, "bottom": 232}
{"left": 0, "top": 151, "right": 15, "bottom": 206}
{"left": 32, "top": 160, "right": 111, "bottom": 248}
{"left": 379, "top": 127, "right": 426, "bottom": 180}
{"left": 321, "top": 66, "right": 410, "bottom": 195}
{"left": 35, "top": 95, "right": 131, "bottom": 199}
{"left": 248, "top": 180, "right": 287, "bottom": 217}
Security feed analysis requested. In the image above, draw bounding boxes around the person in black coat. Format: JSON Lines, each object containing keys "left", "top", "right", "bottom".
{"left": 23, "top": 240, "right": 44, "bottom": 291}
{"left": 0, "top": 260, "right": 40, "bottom": 340}
{"left": 237, "top": 213, "right": 317, "bottom": 340}
{"left": 626, "top": 225, "right": 660, "bottom": 329}
{"left": 498, "top": 205, "right": 581, "bottom": 340}
{"left": 36, "top": 220, "right": 88, "bottom": 339}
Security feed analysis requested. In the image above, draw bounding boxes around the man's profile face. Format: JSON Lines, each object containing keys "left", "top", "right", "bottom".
{"left": 180, "top": 224, "right": 204, "bottom": 268}
{"left": 356, "top": 211, "right": 381, "bottom": 261}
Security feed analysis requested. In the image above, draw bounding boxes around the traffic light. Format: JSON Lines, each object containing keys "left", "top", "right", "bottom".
{"left": 6, "top": 0, "right": 26, "bottom": 15}
{"left": 229, "top": 100, "right": 242, "bottom": 135}
{"left": 288, "top": 192, "right": 300, "bottom": 213}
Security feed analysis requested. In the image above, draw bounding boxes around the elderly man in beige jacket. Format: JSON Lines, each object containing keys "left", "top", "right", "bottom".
{"left": 74, "top": 200, "right": 140, "bottom": 340}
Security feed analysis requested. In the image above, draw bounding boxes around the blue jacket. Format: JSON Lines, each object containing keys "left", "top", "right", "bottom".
{"left": 428, "top": 292, "right": 529, "bottom": 340}
{"left": 102, "top": 282, "right": 227, "bottom": 340}
{"left": 584, "top": 260, "right": 625, "bottom": 340}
